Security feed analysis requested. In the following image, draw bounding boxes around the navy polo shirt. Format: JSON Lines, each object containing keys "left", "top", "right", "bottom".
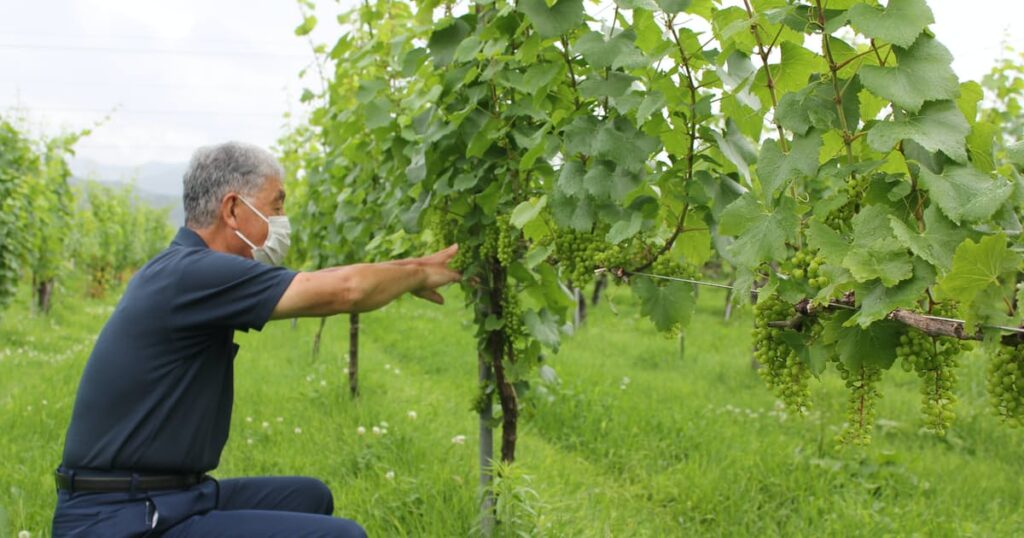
{"left": 60, "top": 227, "right": 298, "bottom": 473}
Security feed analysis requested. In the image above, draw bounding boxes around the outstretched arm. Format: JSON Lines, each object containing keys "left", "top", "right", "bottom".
{"left": 270, "top": 244, "right": 460, "bottom": 319}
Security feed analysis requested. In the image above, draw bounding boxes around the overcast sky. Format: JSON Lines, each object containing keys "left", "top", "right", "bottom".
{"left": 1, "top": 0, "right": 1021, "bottom": 190}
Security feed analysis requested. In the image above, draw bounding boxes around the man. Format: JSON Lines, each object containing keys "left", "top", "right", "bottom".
{"left": 52, "top": 142, "right": 461, "bottom": 536}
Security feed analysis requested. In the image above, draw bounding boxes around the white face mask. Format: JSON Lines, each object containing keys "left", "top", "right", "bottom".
{"left": 234, "top": 196, "right": 291, "bottom": 266}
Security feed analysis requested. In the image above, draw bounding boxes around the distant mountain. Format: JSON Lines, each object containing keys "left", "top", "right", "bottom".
{"left": 69, "top": 157, "right": 186, "bottom": 197}
{"left": 68, "top": 157, "right": 186, "bottom": 227}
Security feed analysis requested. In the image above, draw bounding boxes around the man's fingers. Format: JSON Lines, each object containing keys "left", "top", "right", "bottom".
{"left": 415, "top": 289, "right": 444, "bottom": 304}
{"left": 441, "top": 244, "right": 459, "bottom": 264}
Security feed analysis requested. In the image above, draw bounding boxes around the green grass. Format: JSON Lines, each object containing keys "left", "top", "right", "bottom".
{"left": 2, "top": 276, "right": 1024, "bottom": 537}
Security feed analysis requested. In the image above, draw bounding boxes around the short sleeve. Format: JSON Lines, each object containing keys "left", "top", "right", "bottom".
{"left": 171, "top": 249, "right": 298, "bottom": 332}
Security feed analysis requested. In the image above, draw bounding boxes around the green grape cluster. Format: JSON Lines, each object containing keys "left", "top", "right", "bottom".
{"left": 592, "top": 241, "right": 645, "bottom": 273}
{"left": 988, "top": 344, "right": 1024, "bottom": 427}
{"left": 649, "top": 255, "right": 702, "bottom": 281}
{"left": 496, "top": 216, "right": 518, "bottom": 267}
{"left": 780, "top": 249, "right": 828, "bottom": 289}
{"left": 428, "top": 211, "right": 472, "bottom": 271}
{"left": 753, "top": 295, "right": 811, "bottom": 411}
{"left": 552, "top": 230, "right": 604, "bottom": 286}
{"left": 896, "top": 320, "right": 965, "bottom": 436}
{"left": 502, "top": 287, "right": 526, "bottom": 354}
{"left": 480, "top": 226, "right": 499, "bottom": 262}
{"left": 831, "top": 355, "right": 883, "bottom": 446}
{"left": 451, "top": 249, "right": 472, "bottom": 272}
{"left": 825, "top": 175, "right": 869, "bottom": 229}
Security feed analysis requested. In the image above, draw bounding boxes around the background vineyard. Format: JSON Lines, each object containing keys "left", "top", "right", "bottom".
{"left": 3, "top": 0, "right": 1024, "bottom": 536}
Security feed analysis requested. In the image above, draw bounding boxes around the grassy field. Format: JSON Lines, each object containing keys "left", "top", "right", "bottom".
{"left": 2, "top": 275, "right": 1024, "bottom": 537}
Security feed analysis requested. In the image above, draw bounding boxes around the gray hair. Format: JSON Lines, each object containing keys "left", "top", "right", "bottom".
{"left": 182, "top": 141, "right": 284, "bottom": 228}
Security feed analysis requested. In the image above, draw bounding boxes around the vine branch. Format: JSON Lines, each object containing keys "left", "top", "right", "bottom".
{"left": 767, "top": 296, "right": 1024, "bottom": 347}
{"left": 742, "top": 0, "right": 788, "bottom": 150}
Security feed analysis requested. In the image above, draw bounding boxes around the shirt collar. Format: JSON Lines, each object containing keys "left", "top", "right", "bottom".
{"left": 171, "top": 227, "right": 210, "bottom": 249}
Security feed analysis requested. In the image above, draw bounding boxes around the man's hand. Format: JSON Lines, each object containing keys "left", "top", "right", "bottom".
{"left": 410, "top": 244, "right": 461, "bottom": 305}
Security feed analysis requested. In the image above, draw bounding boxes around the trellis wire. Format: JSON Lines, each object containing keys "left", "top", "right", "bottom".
{"left": 598, "top": 268, "right": 1024, "bottom": 335}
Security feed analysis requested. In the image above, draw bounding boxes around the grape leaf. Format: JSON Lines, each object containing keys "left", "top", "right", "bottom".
{"left": 842, "top": 205, "right": 912, "bottom": 286}
{"left": 829, "top": 314, "right": 903, "bottom": 370}
{"left": 966, "top": 120, "right": 997, "bottom": 173}
{"left": 938, "top": 234, "right": 1020, "bottom": 303}
{"left": 363, "top": 98, "right": 392, "bottom": 129}
{"left": 866, "top": 100, "right": 969, "bottom": 162}
{"left": 770, "top": 42, "right": 827, "bottom": 96}
{"left": 778, "top": 331, "right": 829, "bottom": 376}
{"left": 578, "top": 72, "right": 637, "bottom": 99}
{"left": 556, "top": 160, "right": 585, "bottom": 196}
{"left": 591, "top": 118, "right": 659, "bottom": 171}
{"left": 888, "top": 205, "right": 968, "bottom": 271}
{"left": 517, "top": 0, "right": 585, "bottom": 39}
{"left": 719, "top": 195, "right": 800, "bottom": 268}
{"left": 956, "top": 80, "right": 984, "bottom": 124}
{"left": 294, "top": 15, "right": 318, "bottom": 36}
{"left": 655, "top": 0, "right": 691, "bottom": 14}
{"left": 510, "top": 196, "right": 548, "bottom": 229}
{"left": 631, "top": 277, "right": 696, "bottom": 332}
{"left": 917, "top": 165, "right": 1013, "bottom": 224}
{"left": 756, "top": 131, "right": 822, "bottom": 204}
{"left": 606, "top": 211, "right": 644, "bottom": 243}
{"left": 1009, "top": 141, "right": 1024, "bottom": 169}
{"left": 524, "top": 308, "right": 563, "bottom": 351}
{"left": 583, "top": 161, "right": 641, "bottom": 202}
{"left": 847, "top": 0, "right": 934, "bottom": 48}
{"left": 937, "top": 234, "right": 1021, "bottom": 331}
{"left": 776, "top": 79, "right": 859, "bottom": 136}
{"left": 574, "top": 30, "right": 646, "bottom": 70}
{"left": 428, "top": 18, "right": 472, "bottom": 66}
{"left": 712, "top": 119, "right": 758, "bottom": 183}
{"left": 859, "top": 36, "right": 958, "bottom": 113}
{"left": 631, "top": 8, "right": 668, "bottom": 53}
{"left": 847, "top": 258, "right": 935, "bottom": 327}
{"left": 636, "top": 91, "right": 666, "bottom": 127}
{"left": 806, "top": 220, "right": 848, "bottom": 262}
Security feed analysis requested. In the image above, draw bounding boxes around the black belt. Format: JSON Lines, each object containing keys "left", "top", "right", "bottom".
{"left": 56, "top": 470, "right": 209, "bottom": 493}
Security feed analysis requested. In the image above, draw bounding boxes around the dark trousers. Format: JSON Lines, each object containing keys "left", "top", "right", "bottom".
{"left": 52, "top": 475, "right": 367, "bottom": 537}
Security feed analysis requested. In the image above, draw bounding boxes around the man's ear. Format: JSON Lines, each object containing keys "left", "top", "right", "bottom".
{"left": 220, "top": 193, "right": 240, "bottom": 230}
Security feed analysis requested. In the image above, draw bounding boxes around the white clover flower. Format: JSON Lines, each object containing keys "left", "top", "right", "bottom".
{"left": 619, "top": 384, "right": 627, "bottom": 390}
{"left": 451, "top": 434, "right": 467, "bottom": 445}
{"left": 372, "top": 426, "right": 382, "bottom": 435}
{"left": 394, "top": 368, "right": 401, "bottom": 375}
{"left": 384, "top": 364, "right": 391, "bottom": 370}
{"left": 320, "top": 380, "right": 327, "bottom": 387}
{"left": 42, "top": 399, "right": 48, "bottom": 405}
{"left": 621, "top": 376, "right": 631, "bottom": 385}
{"left": 262, "top": 421, "right": 270, "bottom": 428}
{"left": 245, "top": 416, "right": 253, "bottom": 423}
{"left": 384, "top": 470, "right": 395, "bottom": 480}
{"left": 294, "top": 427, "right": 302, "bottom": 434}
{"left": 381, "top": 428, "right": 388, "bottom": 435}
{"left": 356, "top": 426, "right": 366, "bottom": 435}
{"left": 343, "top": 367, "right": 349, "bottom": 374}
{"left": 18, "top": 531, "right": 30, "bottom": 538}
{"left": 276, "top": 416, "right": 284, "bottom": 422}
{"left": 407, "top": 410, "right": 417, "bottom": 420}
{"left": 380, "top": 421, "right": 389, "bottom": 428}
{"left": 246, "top": 438, "right": 253, "bottom": 445}
{"left": 306, "top": 375, "right": 314, "bottom": 382}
